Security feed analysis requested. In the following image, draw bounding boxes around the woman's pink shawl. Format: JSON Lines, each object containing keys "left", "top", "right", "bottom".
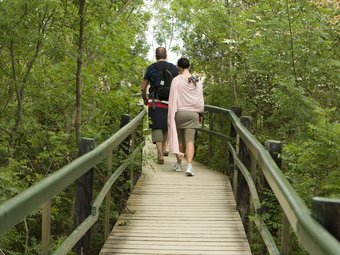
{"left": 167, "top": 75, "right": 204, "bottom": 154}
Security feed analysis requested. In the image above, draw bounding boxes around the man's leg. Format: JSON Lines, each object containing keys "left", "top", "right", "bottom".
{"left": 152, "top": 129, "right": 164, "bottom": 164}
{"left": 162, "top": 130, "right": 168, "bottom": 156}
{"left": 163, "top": 141, "right": 169, "bottom": 156}
{"left": 156, "top": 141, "right": 164, "bottom": 164}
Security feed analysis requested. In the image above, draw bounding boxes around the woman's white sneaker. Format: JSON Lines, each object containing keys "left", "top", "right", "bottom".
{"left": 172, "top": 162, "right": 181, "bottom": 172}
{"left": 185, "top": 164, "right": 195, "bottom": 176}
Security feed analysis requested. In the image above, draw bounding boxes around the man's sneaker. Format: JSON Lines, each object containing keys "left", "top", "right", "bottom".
{"left": 186, "top": 165, "right": 195, "bottom": 176}
{"left": 172, "top": 162, "right": 181, "bottom": 172}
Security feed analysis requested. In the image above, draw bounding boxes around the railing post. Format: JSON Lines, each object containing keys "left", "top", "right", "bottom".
{"left": 130, "top": 131, "right": 136, "bottom": 192}
{"left": 105, "top": 149, "right": 113, "bottom": 240}
{"left": 248, "top": 156, "right": 257, "bottom": 245}
{"left": 265, "top": 140, "right": 287, "bottom": 254}
{"left": 120, "top": 114, "right": 131, "bottom": 155}
{"left": 281, "top": 213, "right": 290, "bottom": 255}
{"left": 312, "top": 197, "right": 340, "bottom": 241}
{"left": 136, "top": 113, "right": 144, "bottom": 181}
{"left": 228, "top": 107, "right": 241, "bottom": 177}
{"left": 120, "top": 114, "right": 131, "bottom": 196}
{"left": 104, "top": 113, "right": 133, "bottom": 240}
{"left": 217, "top": 113, "right": 228, "bottom": 175}
{"left": 41, "top": 200, "right": 51, "bottom": 255}
{"left": 208, "top": 111, "right": 214, "bottom": 161}
{"left": 237, "top": 116, "right": 252, "bottom": 238}
{"left": 74, "top": 137, "right": 95, "bottom": 255}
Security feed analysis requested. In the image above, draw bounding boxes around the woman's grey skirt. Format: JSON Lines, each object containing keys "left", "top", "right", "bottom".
{"left": 175, "top": 111, "right": 199, "bottom": 129}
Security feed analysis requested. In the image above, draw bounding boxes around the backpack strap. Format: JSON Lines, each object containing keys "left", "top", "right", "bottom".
{"left": 150, "top": 63, "right": 161, "bottom": 109}
{"left": 150, "top": 62, "right": 169, "bottom": 109}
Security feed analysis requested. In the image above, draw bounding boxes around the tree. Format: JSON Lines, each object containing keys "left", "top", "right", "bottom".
{"left": 75, "top": 0, "right": 86, "bottom": 150}
{"left": 0, "top": 0, "right": 149, "bottom": 253}
{"left": 0, "top": 1, "right": 57, "bottom": 155}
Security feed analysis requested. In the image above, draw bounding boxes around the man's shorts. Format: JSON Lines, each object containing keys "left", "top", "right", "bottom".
{"left": 177, "top": 128, "right": 196, "bottom": 143}
{"left": 151, "top": 129, "right": 168, "bottom": 143}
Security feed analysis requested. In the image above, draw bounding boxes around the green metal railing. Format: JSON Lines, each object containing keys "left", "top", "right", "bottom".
{"left": 198, "top": 105, "right": 340, "bottom": 255}
{"left": 0, "top": 109, "right": 146, "bottom": 254}
{"left": 1, "top": 104, "right": 339, "bottom": 255}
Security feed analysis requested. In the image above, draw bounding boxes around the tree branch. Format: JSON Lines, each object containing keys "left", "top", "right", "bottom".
{"left": 286, "top": 0, "right": 298, "bottom": 82}
{"left": 112, "top": 0, "right": 134, "bottom": 21}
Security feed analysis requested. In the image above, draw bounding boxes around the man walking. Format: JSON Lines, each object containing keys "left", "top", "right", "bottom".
{"left": 141, "top": 47, "right": 179, "bottom": 164}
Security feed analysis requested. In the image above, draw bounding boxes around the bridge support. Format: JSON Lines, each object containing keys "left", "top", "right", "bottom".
{"left": 265, "top": 140, "right": 288, "bottom": 254}
{"left": 228, "top": 106, "right": 242, "bottom": 177}
{"left": 74, "top": 137, "right": 95, "bottom": 255}
{"left": 41, "top": 201, "right": 51, "bottom": 255}
{"left": 208, "top": 111, "right": 214, "bottom": 162}
{"left": 312, "top": 197, "right": 340, "bottom": 242}
{"left": 237, "top": 116, "right": 252, "bottom": 239}
{"left": 120, "top": 114, "right": 132, "bottom": 194}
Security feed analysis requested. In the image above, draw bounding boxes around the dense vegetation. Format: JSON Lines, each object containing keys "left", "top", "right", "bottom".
{"left": 160, "top": 1, "right": 339, "bottom": 253}
{"left": 0, "top": 0, "right": 339, "bottom": 254}
{"left": 0, "top": 0, "right": 148, "bottom": 254}
{"left": 163, "top": 0, "right": 340, "bottom": 199}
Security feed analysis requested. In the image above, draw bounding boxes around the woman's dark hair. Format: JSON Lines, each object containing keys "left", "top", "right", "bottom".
{"left": 177, "top": 57, "right": 190, "bottom": 69}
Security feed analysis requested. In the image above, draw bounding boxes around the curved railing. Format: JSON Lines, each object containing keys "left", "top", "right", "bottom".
{"left": 198, "top": 105, "right": 340, "bottom": 255}
{"left": 0, "top": 109, "right": 146, "bottom": 255}
{"left": 1, "top": 104, "right": 339, "bottom": 255}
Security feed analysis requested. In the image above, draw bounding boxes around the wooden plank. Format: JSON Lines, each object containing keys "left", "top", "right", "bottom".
{"left": 99, "top": 141, "right": 252, "bottom": 255}
{"left": 107, "top": 235, "right": 248, "bottom": 240}
{"left": 100, "top": 250, "right": 251, "bottom": 255}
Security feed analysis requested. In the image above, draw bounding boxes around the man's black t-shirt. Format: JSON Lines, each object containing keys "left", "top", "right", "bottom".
{"left": 144, "top": 61, "right": 178, "bottom": 129}
{"left": 144, "top": 61, "right": 179, "bottom": 95}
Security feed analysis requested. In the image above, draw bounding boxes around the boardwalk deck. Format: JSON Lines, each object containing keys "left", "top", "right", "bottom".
{"left": 99, "top": 141, "right": 252, "bottom": 255}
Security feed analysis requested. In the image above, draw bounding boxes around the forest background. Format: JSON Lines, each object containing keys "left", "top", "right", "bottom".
{"left": 0, "top": 0, "right": 339, "bottom": 254}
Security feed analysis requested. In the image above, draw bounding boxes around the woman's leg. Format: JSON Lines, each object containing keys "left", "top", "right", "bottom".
{"left": 184, "top": 128, "right": 196, "bottom": 164}
{"left": 163, "top": 130, "right": 169, "bottom": 156}
{"left": 185, "top": 142, "right": 195, "bottom": 164}
{"left": 176, "top": 129, "right": 185, "bottom": 163}
{"left": 173, "top": 142, "right": 183, "bottom": 171}
{"left": 184, "top": 128, "right": 196, "bottom": 176}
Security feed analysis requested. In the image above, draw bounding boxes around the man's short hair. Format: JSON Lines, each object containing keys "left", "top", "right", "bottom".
{"left": 156, "top": 47, "right": 167, "bottom": 60}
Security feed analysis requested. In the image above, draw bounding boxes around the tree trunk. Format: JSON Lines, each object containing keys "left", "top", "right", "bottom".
{"left": 286, "top": 0, "right": 298, "bottom": 81}
{"left": 75, "top": 0, "right": 86, "bottom": 151}
{"left": 9, "top": 40, "right": 24, "bottom": 154}
{"left": 225, "top": 0, "right": 239, "bottom": 105}
{"left": 9, "top": 11, "right": 51, "bottom": 153}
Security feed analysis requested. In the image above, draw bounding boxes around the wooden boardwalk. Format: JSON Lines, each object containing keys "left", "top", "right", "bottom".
{"left": 100, "top": 142, "right": 252, "bottom": 255}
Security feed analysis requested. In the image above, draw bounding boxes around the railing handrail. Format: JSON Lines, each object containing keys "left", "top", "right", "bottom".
{"left": 202, "top": 105, "right": 340, "bottom": 255}
{"left": 0, "top": 109, "right": 146, "bottom": 236}
{"left": 1, "top": 104, "right": 339, "bottom": 254}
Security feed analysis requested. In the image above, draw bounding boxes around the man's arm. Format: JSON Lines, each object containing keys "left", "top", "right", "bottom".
{"left": 140, "top": 79, "right": 149, "bottom": 105}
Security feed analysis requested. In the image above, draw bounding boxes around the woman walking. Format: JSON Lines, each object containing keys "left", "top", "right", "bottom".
{"left": 167, "top": 57, "right": 204, "bottom": 176}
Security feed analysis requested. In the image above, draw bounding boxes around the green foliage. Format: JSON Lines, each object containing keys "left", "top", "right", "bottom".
{"left": 0, "top": 0, "right": 148, "bottom": 253}
{"left": 165, "top": 1, "right": 339, "bottom": 254}
{"left": 0, "top": 163, "right": 23, "bottom": 203}
{"left": 282, "top": 107, "right": 340, "bottom": 200}
{"left": 267, "top": 78, "right": 318, "bottom": 138}
{"left": 1, "top": 0, "right": 339, "bottom": 254}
